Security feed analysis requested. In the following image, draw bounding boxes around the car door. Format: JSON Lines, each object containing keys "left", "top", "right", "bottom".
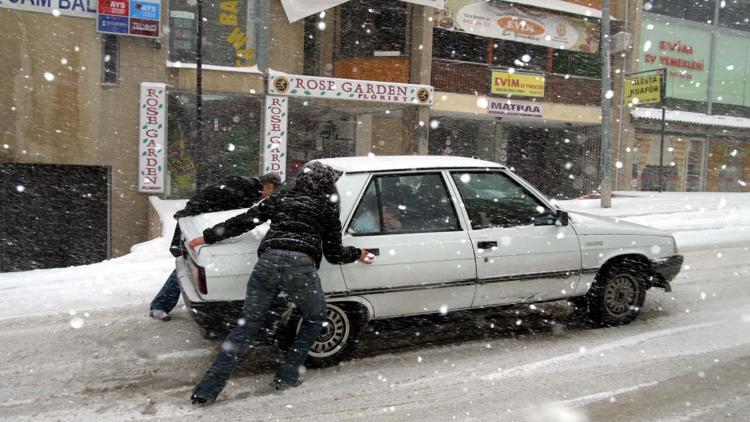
{"left": 340, "top": 171, "right": 477, "bottom": 318}
{"left": 448, "top": 170, "right": 582, "bottom": 307}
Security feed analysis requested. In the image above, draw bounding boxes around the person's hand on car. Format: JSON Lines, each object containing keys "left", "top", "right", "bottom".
{"left": 188, "top": 236, "right": 206, "bottom": 251}
{"left": 359, "top": 249, "right": 375, "bottom": 264}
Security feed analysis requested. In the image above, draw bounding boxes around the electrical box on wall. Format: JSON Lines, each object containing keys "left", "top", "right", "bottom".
{"left": 612, "top": 32, "right": 631, "bottom": 54}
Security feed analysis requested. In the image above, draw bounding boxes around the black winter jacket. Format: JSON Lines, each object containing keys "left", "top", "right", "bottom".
{"left": 169, "top": 176, "right": 263, "bottom": 257}
{"left": 202, "top": 191, "right": 361, "bottom": 268}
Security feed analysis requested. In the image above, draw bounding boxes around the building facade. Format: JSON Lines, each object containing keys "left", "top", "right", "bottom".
{"left": 613, "top": 0, "right": 750, "bottom": 193}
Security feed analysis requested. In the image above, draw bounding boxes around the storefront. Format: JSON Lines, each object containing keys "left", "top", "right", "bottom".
{"left": 263, "top": 71, "right": 433, "bottom": 179}
{"left": 630, "top": 108, "right": 750, "bottom": 192}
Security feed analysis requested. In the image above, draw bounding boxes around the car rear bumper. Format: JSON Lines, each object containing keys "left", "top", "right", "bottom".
{"left": 175, "top": 257, "right": 289, "bottom": 339}
{"left": 650, "top": 254, "right": 684, "bottom": 292}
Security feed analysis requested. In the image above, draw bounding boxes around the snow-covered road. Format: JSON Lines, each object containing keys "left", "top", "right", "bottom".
{"left": 1, "top": 192, "right": 749, "bottom": 421}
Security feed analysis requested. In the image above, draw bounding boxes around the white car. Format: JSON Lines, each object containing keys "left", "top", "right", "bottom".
{"left": 176, "top": 156, "right": 683, "bottom": 366}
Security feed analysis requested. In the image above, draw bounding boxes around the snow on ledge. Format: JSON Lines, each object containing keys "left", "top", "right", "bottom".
{"left": 631, "top": 107, "right": 750, "bottom": 130}
{"left": 166, "top": 61, "right": 262, "bottom": 74}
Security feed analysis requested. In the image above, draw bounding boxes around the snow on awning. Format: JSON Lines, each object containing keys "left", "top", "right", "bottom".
{"left": 281, "top": 0, "right": 444, "bottom": 23}
{"left": 631, "top": 107, "right": 750, "bottom": 130}
{"left": 495, "top": 0, "right": 610, "bottom": 19}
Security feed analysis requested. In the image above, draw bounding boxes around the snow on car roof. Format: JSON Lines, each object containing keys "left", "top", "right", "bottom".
{"left": 314, "top": 155, "right": 503, "bottom": 173}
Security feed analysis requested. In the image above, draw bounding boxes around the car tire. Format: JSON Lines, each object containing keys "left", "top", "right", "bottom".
{"left": 586, "top": 265, "right": 647, "bottom": 327}
{"left": 283, "top": 302, "right": 364, "bottom": 368}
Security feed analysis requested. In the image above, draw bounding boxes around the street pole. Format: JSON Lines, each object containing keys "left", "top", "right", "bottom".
{"left": 600, "top": 0, "right": 612, "bottom": 208}
{"left": 195, "top": 0, "right": 205, "bottom": 188}
{"left": 658, "top": 68, "right": 667, "bottom": 192}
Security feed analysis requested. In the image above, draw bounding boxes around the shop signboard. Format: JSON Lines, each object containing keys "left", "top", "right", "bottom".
{"left": 714, "top": 32, "right": 750, "bottom": 107}
{"left": 640, "top": 16, "right": 710, "bottom": 102}
{"left": 138, "top": 82, "right": 167, "bottom": 193}
{"left": 488, "top": 99, "right": 543, "bottom": 118}
{"left": 490, "top": 70, "right": 545, "bottom": 97}
{"left": 624, "top": 72, "right": 663, "bottom": 105}
{"left": 280, "top": 0, "right": 444, "bottom": 23}
{"left": 0, "top": 0, "right": 97, "bottom": 18}
{"left": 263, "top": 96, "right": 288, "bottom": 180}
{"left": 97, "top": 0, "right": 160, "bottom": 38}
{"left": 435, "top": 0, "right": 600, "bottom": 53}
{"left": 268, "top": 71, "right": 434, "bottom": 106}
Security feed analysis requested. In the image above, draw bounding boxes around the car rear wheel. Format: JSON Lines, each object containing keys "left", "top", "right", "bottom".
{"left": 284, "top": 303, "right": 364, "bottom": 368}
{"left": 586, "top": 265, "right": 647, "bottom": 327}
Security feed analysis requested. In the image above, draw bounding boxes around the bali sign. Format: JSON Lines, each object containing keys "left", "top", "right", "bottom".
{"left": 435, "top": 0, "right": 600, "bottom": 53}
{"left": 263, "top": 96, "right": 288, "bottom": 181}
{"left": 268, "top": 71, "right": 433, "bottom": 105}
{"left": 491, "top": 70, "right": 545, "bottom": 98}
{"left": 0, "top": 0, "right": 97, "bottom": 18}
{"left": 138, "top": 82, "right": 167, "bottom": 193}
{"left": 488, "top": 99, "right": 543, "bottom": 118}
{"left": 97, "top": 0, "right": 160, "bottom": 38}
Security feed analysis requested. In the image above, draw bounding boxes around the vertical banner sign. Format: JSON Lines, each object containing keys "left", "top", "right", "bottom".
{"left": 138, "top": 82, "right": 167, "bottom": 193}
{"left": 263, "top": 96, "right": 288, "bottom": 180}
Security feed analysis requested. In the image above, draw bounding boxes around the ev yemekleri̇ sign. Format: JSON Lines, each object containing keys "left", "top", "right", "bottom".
{"left": 97, "top": 0, "right": 160, "bottom": 38}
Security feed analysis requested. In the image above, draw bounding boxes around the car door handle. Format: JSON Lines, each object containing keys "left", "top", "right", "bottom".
{"left": 477, "top": 241, "right": 497, "bottom": 249}
{"left": 364, "top": 248, "right": 380, "bottom": 256}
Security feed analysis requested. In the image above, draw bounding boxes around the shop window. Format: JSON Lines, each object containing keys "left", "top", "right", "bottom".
{"left": 643, "top": 0, "right": 715, "bottom": 24}
{"left": 552, "top": 48, "right": 601, "bottom": 78}
{"left": 336, "top": 0, "right": 409, "bottom": 58}
{"left": 168, "top": 0, "right": 256, "bottom": 67}
{"left": 492, "top": 39, "right": 547, "bottom": 72}
{"left": 428, "top": 116, "right": 497, "bottom": 162}
{"left": 348, "top": 173, "right": 460, "bottom": 235}
{"left": 101, "top": 34, "right": 119, "bottom": 85}
{"left": 166, "top": 92, "right": 262, "bottom": 198}
{"left": 432, "top": 28, "right": 488, "bottom": 63}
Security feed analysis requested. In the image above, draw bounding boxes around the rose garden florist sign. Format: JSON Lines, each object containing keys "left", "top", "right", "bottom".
{"left": 263, "top": 96, "right": 288, "bottom": 180}
{"left": 268, "top": 71, "right": 434, "bottom": 105}
{"left": 138, "top": 82, "right": 167, "bottom": 193}
{"left": 488, "top": 99, "right": 543, "bottom": 118}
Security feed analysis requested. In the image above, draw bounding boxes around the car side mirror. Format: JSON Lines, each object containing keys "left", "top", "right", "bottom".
{"left": 557, "top": 210, "right": 569, "bottom": 226}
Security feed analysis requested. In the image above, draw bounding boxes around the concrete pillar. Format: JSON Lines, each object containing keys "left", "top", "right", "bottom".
{"left": 409, "top": 5, "right": 434, "bottom": 155}
{"left": 612, "top": 0, "right": 643, "bottom": 191}
{"left": 355, "top": 114, "right": 373, "bottom": 156}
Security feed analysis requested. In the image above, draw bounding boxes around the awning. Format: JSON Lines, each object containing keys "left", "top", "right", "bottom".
{"left": 495, "top": 0, "right": 610, "bottom": 19}
{"left": 631, "top": 107, "right": 750, "bottom": 130}
{"left": 280, "top": 0, "right": 444, "bottom": 23}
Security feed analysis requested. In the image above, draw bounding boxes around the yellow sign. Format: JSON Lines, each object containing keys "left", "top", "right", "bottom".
{"left": 624, "top": 74, "right": 662, "bottom": 105}
{"left": 491, "top": 71, "right": 545, "bottom": 97}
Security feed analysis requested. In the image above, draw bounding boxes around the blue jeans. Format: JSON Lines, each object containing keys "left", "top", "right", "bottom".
{"left": 150, "top": 270, "right": 181, "bottom": 313}
{"left": 193, "top": 249, "right": 326, "bottom": 400}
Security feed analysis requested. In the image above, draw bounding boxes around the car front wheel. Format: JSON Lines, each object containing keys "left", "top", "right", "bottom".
{"left": 586, "top": 265, "right": 647, "bottom": 327}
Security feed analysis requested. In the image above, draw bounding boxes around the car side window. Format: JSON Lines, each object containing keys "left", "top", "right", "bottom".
{"left": 451, "top": 171, "right": 551, "bottom": 230}
{"left": 348, "top": 173, "right": 460, "bottom": 235}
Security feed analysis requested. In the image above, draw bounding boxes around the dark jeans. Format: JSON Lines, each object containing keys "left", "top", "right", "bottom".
{"left": 193, "top": 249, "right": 326, "bottom": 400}
{"left": 150, "top": 270, "right": 181, "bottom": 313}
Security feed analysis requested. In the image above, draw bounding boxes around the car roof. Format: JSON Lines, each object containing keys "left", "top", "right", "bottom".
{"left": 314, "top": 155, "right": 504, "bottom": 174}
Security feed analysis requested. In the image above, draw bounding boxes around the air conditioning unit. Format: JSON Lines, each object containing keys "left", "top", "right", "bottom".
{"left": 611, "top": 32, "right": 631, "bottom": 54}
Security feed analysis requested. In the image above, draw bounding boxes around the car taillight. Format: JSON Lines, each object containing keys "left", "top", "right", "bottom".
{"left": 188, "top": 256, "right": 207, "bottom": 295}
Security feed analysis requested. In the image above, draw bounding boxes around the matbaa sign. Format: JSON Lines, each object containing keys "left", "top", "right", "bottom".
{"left": 488, "top": 99, "right": 543, "bottom": 118}
{"left": 138, "top": 82, "right": 167, "bottom": 193}
{"left": 263, "top": 96, "right": 288, "bottom": 180}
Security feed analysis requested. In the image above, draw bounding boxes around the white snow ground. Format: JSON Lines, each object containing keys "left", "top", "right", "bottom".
{"left": 0, "top": 191, "right": 749, "bottom": 421}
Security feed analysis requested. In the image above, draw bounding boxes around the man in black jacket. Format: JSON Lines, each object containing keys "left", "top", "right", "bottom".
{"left": 188, "top": 162, "right": 374, "bottom": 404}
{"left": 149, "top": 173, "right": 281, "bottom": 321}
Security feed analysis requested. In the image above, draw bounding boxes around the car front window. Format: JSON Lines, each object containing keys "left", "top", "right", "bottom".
{"left": 451, "top": 171, "right": 551, "bottom": 230}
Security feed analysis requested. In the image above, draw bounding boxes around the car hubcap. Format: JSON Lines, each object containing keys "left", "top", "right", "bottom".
{"left": 301, "top": 304, "right": 350, "bottom": 358}
{"left": 604, "top": 275, "right": 637, "bottom": 317}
